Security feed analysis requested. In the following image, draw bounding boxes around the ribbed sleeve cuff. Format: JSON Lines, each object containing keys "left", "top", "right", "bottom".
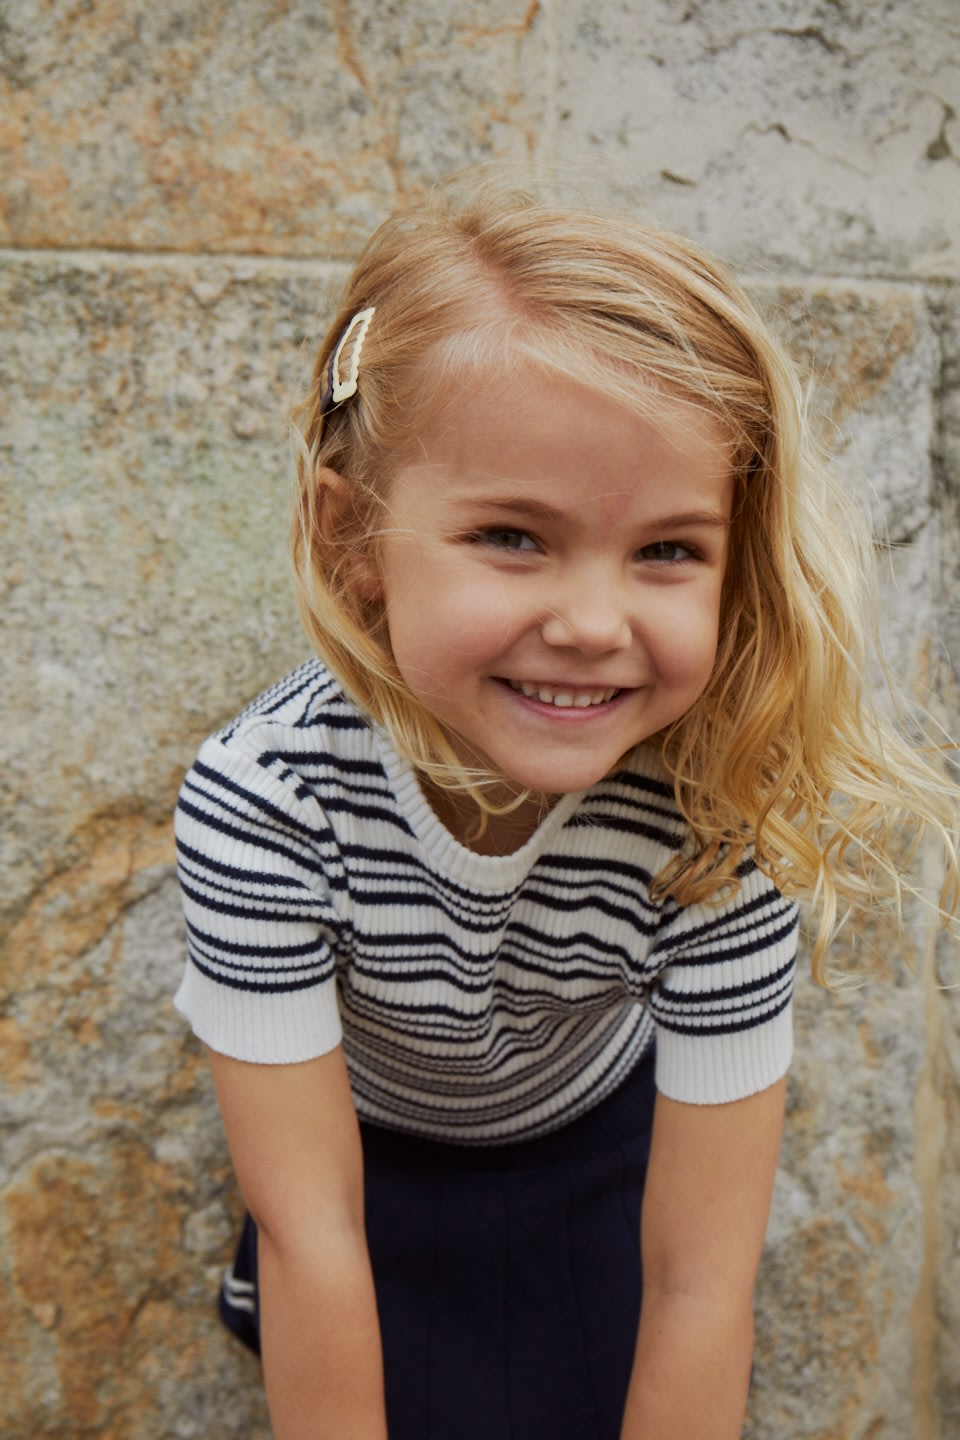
{"left": 173, "top": 961, "right": 343, "bottom": 1064}
{"left": 654, "top": 1003, "right": 793, "bottom": 1104}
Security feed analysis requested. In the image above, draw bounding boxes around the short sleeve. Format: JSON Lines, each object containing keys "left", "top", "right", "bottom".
{"left": 647, "top": 861, "right": 798, "bottom": 1104}
{"left": 173, "top": 730, "right": 344, "bottom": 1064}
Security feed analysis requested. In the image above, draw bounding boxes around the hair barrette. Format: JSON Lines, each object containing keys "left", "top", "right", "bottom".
{"left": 319, "top": 305, "right": 376, "bottom": 416}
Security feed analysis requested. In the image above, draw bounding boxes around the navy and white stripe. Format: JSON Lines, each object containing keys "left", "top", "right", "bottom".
{"left": 174, "top": 660, "right": 797, "bottom": 1140}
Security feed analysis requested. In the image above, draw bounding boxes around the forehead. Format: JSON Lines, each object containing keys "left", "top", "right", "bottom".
{"left": 400, "top": 368, "right": 734, "bottom": 505}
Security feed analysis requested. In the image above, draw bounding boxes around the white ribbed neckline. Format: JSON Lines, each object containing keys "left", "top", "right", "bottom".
{"left": 374, "top": 730, "right": 587, "bottom": 891}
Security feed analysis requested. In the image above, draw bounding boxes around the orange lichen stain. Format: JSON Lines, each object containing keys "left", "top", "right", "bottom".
{"left": 761, "top": 286, "right": 919, "bottom": 432}
{"left": 330, "top": 0, "right": 371, "bottom": 95}
{"left": 122, "top": 1297, "right": 204, "bottom": 1384}
{"left": 162, "top": 1042, "right": 208, "bottom": 1100}
{"left": 0, "top": 85, "right": 29, "bottom": 151}
{"left": 856, "top": 1020, "right": 882, "bottom": 1065}
{"left": 71, "top": 1014, "right": 103, "bottom": 1047}
{"left": 98, "top": 1301, "right": 266, "bottom": 1440}
{"left": 4, "top": 1139, "right": 183, "bottom": 1433}
{"left": 458, "top": 0, "right": 541, "bottom": 41}
{"left": 835, "top": 1154, "right": 895, "bottom": 1247}
{"left": 3, "top": 814, "right": 174, "bottom": 988}
{"left": 792, "top": 1216, "right": 880, "bottom": 1373}
{"left": 759, "top": 1215, "right": 903, "bottom": 1428}
{"left": 28, "top": 1300, "right": 59, "bottom": 1332}
{"left": 796, "top": 1217, "right": 858, "bottom": 1314}
{"left": 93, "top": 1098, "right": 145, "bottom": 1125}
{"left": 0, "top": 1014, "right": 42, "bottom": 1091}
{"left": 0, "top": 1261, "right": 41, "bottom": 1429}
{"left": 836, "top": 1154, "right": 895, "bottom": 1209}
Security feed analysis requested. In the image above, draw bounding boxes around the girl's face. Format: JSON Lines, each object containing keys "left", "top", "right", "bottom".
{"left": 369, "top": 369, "right": 733, "bottom": 842}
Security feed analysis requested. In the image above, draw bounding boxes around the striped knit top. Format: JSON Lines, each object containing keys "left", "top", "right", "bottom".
{"left": 174, "top": 660, "right": 797, "bottom": 1142}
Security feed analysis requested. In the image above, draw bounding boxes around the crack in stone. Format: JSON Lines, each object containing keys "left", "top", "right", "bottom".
{"left": 911, "top": 833, "right": 949, "bottom": 1440}
{"left": 737, "top": 119, "right": 873, "bottom": 176}
{"left": 927, "top": 285, "right": 959, "bottom": 503}
{"left": 926, "top": 102, "right": 956, "bottom": 163}
{"left": 771, "top": 24, "right": 847, "bottom": 58}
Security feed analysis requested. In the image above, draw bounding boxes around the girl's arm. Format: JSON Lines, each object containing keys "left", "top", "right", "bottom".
{"left": 209, "top": 1046, "right": 388, "bottom": 1440}
{"left": 620, "top": 1077, "right": 787, "bottom": 1440}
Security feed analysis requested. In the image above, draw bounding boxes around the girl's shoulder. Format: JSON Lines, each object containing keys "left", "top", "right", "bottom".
{"left": 572, "top": 744, "right": 687, "bottom": 854}
{"left": 213, "top": 658, "right": 363, "bottom": 744}
{"left": 182, "top": 660, "right": 387, "bottom": 828}
{"left": 580, "top": 748, "right": 799, "bottom": 924}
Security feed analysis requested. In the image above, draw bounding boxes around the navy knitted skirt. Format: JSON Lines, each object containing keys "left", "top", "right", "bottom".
{"left": 219, "top": 1047, "right": 656, "bottom": 1440}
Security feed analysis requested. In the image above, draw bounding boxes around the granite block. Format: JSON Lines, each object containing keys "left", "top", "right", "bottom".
{"left": 553, "top": 0, "right": 960, "bottom": 278}
{"left": 0, "top": 0, "right": 547, "bottom": 256}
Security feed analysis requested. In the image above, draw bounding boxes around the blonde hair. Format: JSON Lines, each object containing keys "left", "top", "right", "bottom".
{"left": 291, "top": 176, "right": 959, "bottom": 979}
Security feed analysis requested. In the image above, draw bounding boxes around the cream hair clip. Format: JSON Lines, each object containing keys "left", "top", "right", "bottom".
{"left": 320, "top": 305, "right": 376, "bottom": 413}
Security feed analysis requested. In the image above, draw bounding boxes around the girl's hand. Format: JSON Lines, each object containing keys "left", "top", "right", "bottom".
{"left": 209, "top": 1045, "right": 389, "bottom": 1440}
{"left": 621, "top": 1078, "right": 787, "bottom": 1440}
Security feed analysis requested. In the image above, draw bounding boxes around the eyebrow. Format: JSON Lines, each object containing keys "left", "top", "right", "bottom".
{"left": 461, "top": 496, "right": 732, "bottom": 529}
{"left": 649, "top": 510, "right": 732, "bottom": 530}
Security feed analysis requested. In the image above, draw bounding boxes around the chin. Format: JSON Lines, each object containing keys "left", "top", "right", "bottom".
{"left": 507, "top": 765, "right": 612, "bottom": 795}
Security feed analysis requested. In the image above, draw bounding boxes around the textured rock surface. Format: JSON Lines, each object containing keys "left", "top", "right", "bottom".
{"left": 1, "top": 875, "right": 272, "bottom": 1439}
{"left": 554, "top": 0, "right": 960, "bottom": 277}
{"left": 3, "top": 2, "right": 960, "bottom": 1437}
{"left": 0, "top": 253, "right": 335, "bottom": 919}
{"left": 0, "top": 0, "right": 547, "bottom": 257}
{"left": 930, "top": 288, "right": 960, "bottom": 1437}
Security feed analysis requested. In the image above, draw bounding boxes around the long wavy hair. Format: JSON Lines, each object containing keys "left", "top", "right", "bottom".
{"left": 291, "top": 177, "right": 959, "bottom": 979}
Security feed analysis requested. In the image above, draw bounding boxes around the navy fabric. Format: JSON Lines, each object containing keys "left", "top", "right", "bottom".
{"left": 219, "top": 1049, "right": 656, "bottom": 1439}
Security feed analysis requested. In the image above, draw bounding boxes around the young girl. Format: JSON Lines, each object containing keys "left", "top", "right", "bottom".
{"left": 174, "top": 179, "right": 958, "bottom": 1440}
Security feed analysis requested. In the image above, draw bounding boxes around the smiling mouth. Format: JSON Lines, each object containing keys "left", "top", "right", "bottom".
{"left": 504, "top": 680, "right": 624, "bottom": 708}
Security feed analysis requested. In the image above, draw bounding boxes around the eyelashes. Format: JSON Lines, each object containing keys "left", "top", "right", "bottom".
{"left": 636, "top": 540, "right": 700, "bottom": 564}
{"left": 466, "top": 528, "right": 704, "bottom": 565}
{"left": 467, "top": 527, "right": 540, "bottom": 553}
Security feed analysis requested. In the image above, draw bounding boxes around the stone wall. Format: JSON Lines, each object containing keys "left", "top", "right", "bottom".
{"left": 2, "top": 2, "right": 958, "bottom": 1435}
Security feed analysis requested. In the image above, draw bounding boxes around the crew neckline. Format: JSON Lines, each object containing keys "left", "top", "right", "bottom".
{"left": 375, "top": 732, "right": 587, "bottom": 888}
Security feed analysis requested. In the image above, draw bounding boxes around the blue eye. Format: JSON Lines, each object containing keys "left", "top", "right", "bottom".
{"left": 476, "top": 527, "right": 538, "bottom": 552}
{"left": 639, "top": 540, "right": 695, "bottom": 563}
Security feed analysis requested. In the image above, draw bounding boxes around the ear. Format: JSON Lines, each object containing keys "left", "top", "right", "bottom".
{"left": 314, "top": 466, "right": 382, "bottom": 601}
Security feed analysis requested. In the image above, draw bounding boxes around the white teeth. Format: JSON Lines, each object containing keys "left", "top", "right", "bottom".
{"left": 510, "top": 681, "right": 619, "bottom": 707}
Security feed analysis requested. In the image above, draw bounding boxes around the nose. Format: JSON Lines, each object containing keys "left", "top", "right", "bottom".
{"left": 540, "top": 571, "right": 633, "bottom": 653}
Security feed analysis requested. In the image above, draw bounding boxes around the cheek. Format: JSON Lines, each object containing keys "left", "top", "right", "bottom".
{"left": 384, "top": 570, "right": 516, "bottom": 667}
{"left": 430, "top": 576, "right": 521, "bottom": 649}
{"left": 457, "top": 581, "right": 529, "bottom": 656}
{"left": 650, "top": 592, "right": 723, "bottom": 679}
